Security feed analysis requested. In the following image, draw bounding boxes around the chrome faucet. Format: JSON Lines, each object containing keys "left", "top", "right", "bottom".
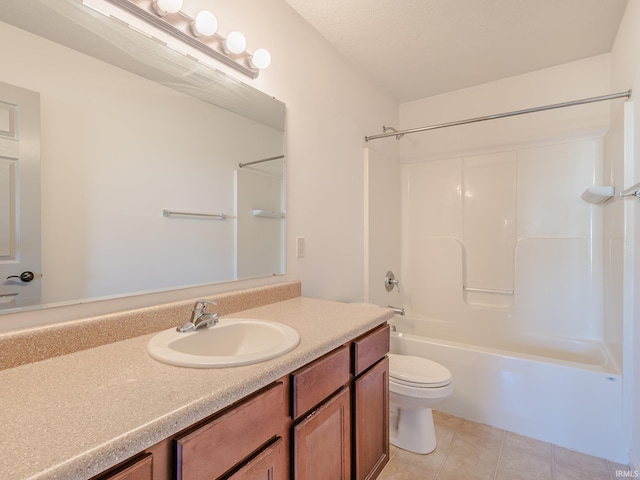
{"left": 176, "top": 299, "right": 219, "bottom": 333}
{"left": 387, "top": 305, "right": 405, "bottom": 316}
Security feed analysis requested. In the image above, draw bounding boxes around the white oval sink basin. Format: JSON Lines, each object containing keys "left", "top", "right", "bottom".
{"left": 147, "top": 318, "right": 300, "bottom": 368}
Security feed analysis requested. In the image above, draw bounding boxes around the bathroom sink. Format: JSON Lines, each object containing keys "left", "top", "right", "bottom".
{"left": 147, "top": 318, "right": 300, "bottom": 368}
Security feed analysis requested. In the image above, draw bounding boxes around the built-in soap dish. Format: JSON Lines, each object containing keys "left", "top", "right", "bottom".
{"left": 581, "top": 186, "right": 615, "bottom": 204}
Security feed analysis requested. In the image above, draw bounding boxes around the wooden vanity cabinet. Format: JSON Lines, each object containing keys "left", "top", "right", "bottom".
{"left": 352, "top": 324, "right": 391, "bottom": 480}
{"left": 292, "top": 387, "right": 351, "bottom": 479}
{"left": 291, "top": 346, "right": 351, "bottom": 479}
{"left": 90, "top": 323, "right": 389, "bottom": 480}
{"left": 176, "top": 381, "right": 289, "bottom": 480}
{"left": 291, "top": 345, "right": 350, "bottom": 419}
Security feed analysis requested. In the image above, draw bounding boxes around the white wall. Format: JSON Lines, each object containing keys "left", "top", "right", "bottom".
{"left": 399, "top": 55, "right": 612, "bottom": 163}
{"left": 365, "top": 147, "right": 401, "bottom": 307}
{"left": 610, "top": 1, "right": 640, "bottom": 469}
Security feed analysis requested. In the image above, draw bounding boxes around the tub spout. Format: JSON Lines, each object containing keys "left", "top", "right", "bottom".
{"left": 388, "top": 305, "right": 405, "bottom": 316}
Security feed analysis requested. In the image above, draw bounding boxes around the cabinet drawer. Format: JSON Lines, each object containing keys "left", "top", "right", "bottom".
{"left": 93, "top": 454, "right": 152, "bottom": 480}
{"left": 177, "top": 382, "right": 286, "bottom": 480}
{"left": 291, "top": 345, "right": 350, "bottom": 419}
{"left": 352, "top": 324, "right": 390, "bottom": 376}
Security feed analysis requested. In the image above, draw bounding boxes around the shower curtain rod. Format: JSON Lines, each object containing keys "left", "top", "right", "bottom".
{"left": 364, "top": 90, "right": 632, "bottom": 142}
{"left": 238, "top": 154, "right": 285, "bottom": 168}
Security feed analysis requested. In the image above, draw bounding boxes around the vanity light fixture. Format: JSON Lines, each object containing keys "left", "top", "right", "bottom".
{"left": 250, "top": 48, "right": 272, "bottom": 70}
{"left": 191, "top": 10, "right": 218, "bottom": 37}
{"left": 224, "top": 31, "right": 247, "bottom": 55}
{"left": 152, "top": 0, "right": 182, "bottom": 16}
{"left": 98, "top": 0, "right": 271, "bottom": 78}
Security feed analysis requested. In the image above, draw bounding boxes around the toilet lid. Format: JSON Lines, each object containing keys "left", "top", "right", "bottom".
{"left": 388, "top": 353, "right": 452, "bottom": 388}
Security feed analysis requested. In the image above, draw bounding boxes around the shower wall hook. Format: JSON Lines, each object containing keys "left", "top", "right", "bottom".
{"left": 385, "top": 271, "right": 400, "bottom": 292}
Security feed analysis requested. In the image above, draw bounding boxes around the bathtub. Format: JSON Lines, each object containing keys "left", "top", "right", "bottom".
{"left": 390, "top": 315, "right": 626, "bottom": 464}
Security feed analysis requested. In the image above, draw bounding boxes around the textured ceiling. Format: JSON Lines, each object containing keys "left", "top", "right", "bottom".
{"left": 284, "top": 0, "right": 628, "bottom": 103}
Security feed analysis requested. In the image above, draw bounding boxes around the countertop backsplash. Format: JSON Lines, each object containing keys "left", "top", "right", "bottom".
{"left": 0, "top": 281, "right": 302, "bottom": 370}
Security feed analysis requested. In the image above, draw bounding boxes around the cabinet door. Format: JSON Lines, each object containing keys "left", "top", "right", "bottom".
{"left": 353, "top": 356, "right": 389, "bottom": 480}
{"left": 225, "top": 438, "right": 286, "bottom": 480}
{"left": 293, "top": 387, "right": 351, "bottom": 480}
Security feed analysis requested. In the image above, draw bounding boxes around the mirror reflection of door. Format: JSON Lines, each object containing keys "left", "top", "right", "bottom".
{"left": 0, "top": 81, "right": 40, "bottom": 309}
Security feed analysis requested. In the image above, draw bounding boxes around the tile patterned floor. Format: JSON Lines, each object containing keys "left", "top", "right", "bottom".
{"left": 378, "top": 411, "right": 635, "bottom": 480}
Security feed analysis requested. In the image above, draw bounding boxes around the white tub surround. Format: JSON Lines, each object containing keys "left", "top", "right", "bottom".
{"left": 374, "top": 133, "right": 629, "bottom": 465}
{"left": 390, "top": 316, "right": 625, "bottom": 464}
{"left": 0, "top": 292, "right": 393, "bottom": 480}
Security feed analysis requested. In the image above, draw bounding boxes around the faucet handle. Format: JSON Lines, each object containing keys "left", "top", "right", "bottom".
{"left": 193, "top": 299, "right": 217, "bottom": 312}
{"left": 384, "top": 271, "right": 400, "bottom": 292}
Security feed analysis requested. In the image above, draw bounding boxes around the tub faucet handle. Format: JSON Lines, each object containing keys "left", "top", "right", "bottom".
{"left": 385, "top": 271, "right": 400, "bottom": 292}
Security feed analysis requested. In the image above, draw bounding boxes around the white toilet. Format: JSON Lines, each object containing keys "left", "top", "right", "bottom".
{"left": 388, "top": 353, "right": 453, "bottom": 454}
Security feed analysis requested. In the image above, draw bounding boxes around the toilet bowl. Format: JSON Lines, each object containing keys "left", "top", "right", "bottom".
{"left": 388, "top": 353, "right": 453, "bottom": 454}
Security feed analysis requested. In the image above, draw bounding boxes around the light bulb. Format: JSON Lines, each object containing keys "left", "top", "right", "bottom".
{"left": 224, "top": 31, "right": 247, "bottom": 54}
{"left": 191, "top": 11, "right": 218, "bottom": 37}
{"left": 152, "top": 0, "right": 183, "bottom": 16}
{"left": 250, "top": 48, "right": 271, "bottom": 70}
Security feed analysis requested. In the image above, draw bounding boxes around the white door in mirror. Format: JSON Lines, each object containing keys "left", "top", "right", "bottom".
{"left": 0, "top": 82, "right": 41, "bottom": 309}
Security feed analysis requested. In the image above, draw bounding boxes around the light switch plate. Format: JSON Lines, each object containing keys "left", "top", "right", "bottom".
{"left": 296, "top": 237, "right": 305, "bottom": 258}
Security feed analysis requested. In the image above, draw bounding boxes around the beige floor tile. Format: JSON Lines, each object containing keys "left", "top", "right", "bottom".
{"left": 496, "top": 467, "right": 543, "bottom": 480}
{"left": 433, "top": 410, "right": 465, "bottom": 431}
{"left": 498, "top": 432, "right": 552, "bottom": 480}
{"left": 378, "top": 446, "right": 446, "bottom": 480}
{"left": 436, "top": 451, "right": 498, "bottom": 480}
{"left": 383, "top": 412, "right": 622, "bottom": 480}
{"left": 457, "top": 419, "right": 505, "bottom": 444}
{"left": 433, "top": 410, "right": 463, "bottom": 452}
{"left": 379, "top": 411, "right": 462, "bottom": 480}
{"left": 554, "top": 470, "right": 612, "bottom": 480}
{"left": 608, "top": 460, "right": 637, "bottom": 479}
{"left": 447, "top": 419, "right": 504, "bottom": 469}
{"left": 553, "top": 445, "right": 612, "bottom": 480}
{"left": 435, "top": 420, "right": 504, "bottom": 480}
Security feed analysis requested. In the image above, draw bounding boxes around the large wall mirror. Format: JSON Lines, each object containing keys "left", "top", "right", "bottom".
{"left": 0, "top": 0, "right": 286, "bottom": 314}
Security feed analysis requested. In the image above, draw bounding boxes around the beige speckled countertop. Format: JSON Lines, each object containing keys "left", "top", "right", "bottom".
{"left": 0, "top": 296, "right": 393, "bottom": 480}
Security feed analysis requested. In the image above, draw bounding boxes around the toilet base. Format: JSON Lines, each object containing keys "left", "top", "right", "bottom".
{"left": 390, "top": 406, "right": 437, "bottom": 454}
